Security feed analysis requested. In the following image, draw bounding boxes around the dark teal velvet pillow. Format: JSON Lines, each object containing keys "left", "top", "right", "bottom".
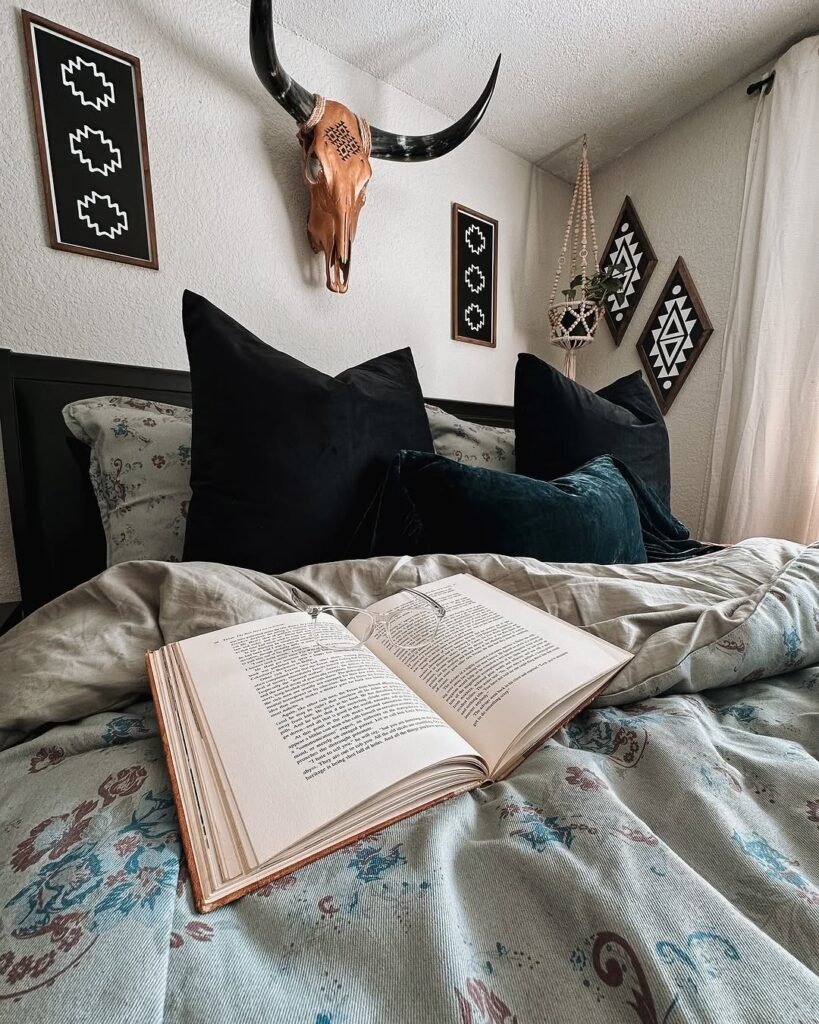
{"left": 370, "top": 451, "right": 647, "bottom": 564}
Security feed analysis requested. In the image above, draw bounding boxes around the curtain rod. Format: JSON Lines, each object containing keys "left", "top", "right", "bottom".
{"left": 747, "top": 71, "right": 775, "bottom": 96}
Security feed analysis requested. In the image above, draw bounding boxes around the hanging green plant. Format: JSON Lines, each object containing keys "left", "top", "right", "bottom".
{"left": 561, "top": 265, "right": 624, "bottom": 304}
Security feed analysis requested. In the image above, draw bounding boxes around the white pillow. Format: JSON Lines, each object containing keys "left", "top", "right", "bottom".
{"left": 425, "top": 403, "right": 515, "bottom": 472}
{"left": 63, "top": 396, "right": 192, "bottom": 566}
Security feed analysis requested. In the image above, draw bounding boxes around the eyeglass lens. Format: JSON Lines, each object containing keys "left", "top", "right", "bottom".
{"left": 386, "top": 593, "right": 442, "bottom": 650}
{"left": 313, "top": 608, "right": 373, "bottom": 651}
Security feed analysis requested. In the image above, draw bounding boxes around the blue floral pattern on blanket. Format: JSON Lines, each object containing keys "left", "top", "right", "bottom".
{"left": 2, "top": 756, "right": 178, "bottom": 1000}
{"left": 570, "top": 928, "right": 743, "bottom": 1022}
{"left": 62, "top": 396, "right": 192, "bottom": 566}
{"left": 5, "top": 672, "right": 818, "bottom": 1019}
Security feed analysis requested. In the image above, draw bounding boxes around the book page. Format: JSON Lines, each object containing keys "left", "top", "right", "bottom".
{"left": 359, "top": 574, "right": 630, "bottom": 771}
{"left": 176, "top": 611, "right": 482, "bottom": 866}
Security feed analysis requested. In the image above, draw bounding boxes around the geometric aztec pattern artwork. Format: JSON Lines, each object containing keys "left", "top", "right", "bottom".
{"left": 637, "top": 256, "right": 713, "bottom": 414}
{"left": 600, "top": 196, "right": 657, "bottom": 345}
{"left": 22, "top": 11, "right": 158, "bottom": 268}
{"left": 451, "top": 203, "right": 497, "bottom": 347}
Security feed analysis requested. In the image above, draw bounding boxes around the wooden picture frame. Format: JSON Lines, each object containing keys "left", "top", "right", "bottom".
{"left": 21, "top": 10, "right": 158, "bottom": 268}
{"left": 636, "top": 257, "right": 713, "bottom": 414}
{"left": 451, "top": 203, "right": 498, "bottom": 347}
{"left": 600, "top": 196, "right": 657, "bottom": 345}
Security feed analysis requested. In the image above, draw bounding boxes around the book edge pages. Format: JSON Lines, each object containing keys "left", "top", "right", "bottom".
{"left": 195, "top": 782, "right": 478, "bottom": 913}
{"left": 170, "top": 645, "right": 255, "bottom": 874}
{"left": 145, "top": 650, "right": 211, "bottom": 916}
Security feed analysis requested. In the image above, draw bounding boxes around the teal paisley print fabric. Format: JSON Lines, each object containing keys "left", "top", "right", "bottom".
{"left": 1, "top": 541, "right": 818, "bottom": 1020}
{"left": 63, "top": 396, "right": 192, "bottom": 566}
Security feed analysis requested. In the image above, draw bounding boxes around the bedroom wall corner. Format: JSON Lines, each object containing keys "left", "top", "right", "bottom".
{"left": 0, "top": 0, "right": 568, "bottom": 602}
{"left": 576, "top": 74, "right": 760, "bottom": 534}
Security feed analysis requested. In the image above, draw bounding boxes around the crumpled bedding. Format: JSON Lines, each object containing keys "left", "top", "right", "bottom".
{"left": 0, "top": 540, "right": 817, "bottom": 1021}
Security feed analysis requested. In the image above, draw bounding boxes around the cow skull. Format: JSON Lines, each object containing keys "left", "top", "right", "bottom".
{"left": 298, "top": 99, "right": 371, "bottom": 293}
{"left": 249, "top": 0, "right": 501, "bottom": 293}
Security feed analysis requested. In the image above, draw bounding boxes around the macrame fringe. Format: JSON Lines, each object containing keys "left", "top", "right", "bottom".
{"left": 563, "top": 349, "right": 577, "bottom": 381}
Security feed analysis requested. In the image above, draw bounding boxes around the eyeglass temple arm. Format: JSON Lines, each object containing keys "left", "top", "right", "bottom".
{"left": 290, "top": 588, "right": 322, "bottom": 618}
{"left": 409, "top": 589, "right": 446, "bottom": 617}
{"left": 291, "top": 584, "right": 444, "bottom": 618}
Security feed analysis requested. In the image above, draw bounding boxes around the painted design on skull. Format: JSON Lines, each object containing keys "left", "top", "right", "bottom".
{"left": 324, "top": 120, "right": 361, "bottom": 161}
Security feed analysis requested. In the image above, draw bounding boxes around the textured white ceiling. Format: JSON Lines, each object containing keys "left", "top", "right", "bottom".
{"left": 236, "top": 0, "right": 818, "bottom": 179}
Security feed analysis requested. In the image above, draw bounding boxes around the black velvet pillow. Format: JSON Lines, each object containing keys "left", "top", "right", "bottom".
{"left": 182, "top": 291, "right": 433, "bottom": 573}
{"left": 370, "top": 450, "right": 647, "bottom": 565}
{"left": 515, "top": 355, "right": 671, "bottom": 506}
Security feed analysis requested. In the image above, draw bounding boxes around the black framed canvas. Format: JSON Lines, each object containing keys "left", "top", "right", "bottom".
{"left": 600, "top": 196, "right": 656, "bottom": 345}
{"left": 451, "top": 203, "right": 497, "bottom": 347}
{"left": 636, "top": 257, "right": 713, "bottom": 414}
{"left": 22, "top": 10, "right": 158, "bottom": 268}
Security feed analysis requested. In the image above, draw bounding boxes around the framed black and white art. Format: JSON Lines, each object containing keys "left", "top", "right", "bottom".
{"left": 22, "top": 10, "right": 158, "bottom": 268}
{"left": 636, "top": 257, "right": 713, "bottom": 414}
{"left": 600, "top": 196, "right": 656, "bottom": 345}
{"left": 451, "top": 203, "right": 497, "bottom": 347}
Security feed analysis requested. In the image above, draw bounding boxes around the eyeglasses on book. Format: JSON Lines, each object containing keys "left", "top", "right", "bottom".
{"left": 290, "top": 588, "right": 446, "bottom": 653}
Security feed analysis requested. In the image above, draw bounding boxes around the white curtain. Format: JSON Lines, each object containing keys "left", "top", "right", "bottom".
{"left": 702, "top": 36, "right": 819, "bottom": 544}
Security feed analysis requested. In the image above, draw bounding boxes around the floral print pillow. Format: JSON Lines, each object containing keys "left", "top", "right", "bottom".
{"left": 63, "top": 396, "right": 192, "bottom": 566}
{"left": 425, "top": 404, "right": 515, "bottom": 472}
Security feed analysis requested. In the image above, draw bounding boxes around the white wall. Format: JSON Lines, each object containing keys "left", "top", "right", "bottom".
{"left": 577, "top": 74, "right": 760, "bottom": 533}
{"left": 0, "top": 0, "right": 569, "bottom": 601}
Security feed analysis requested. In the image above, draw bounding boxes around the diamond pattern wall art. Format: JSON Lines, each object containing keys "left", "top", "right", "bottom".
{"left": 452, "top": 204, "right": 497, "bottom": 347}
{"left": 600, "top": 196, "right": 657, "bottom": 345}
{"left": 22, "top": 10, "right": 158, "bottom": 268}
{"left": 637, "top": 257, "right": 713, "bottom": 414}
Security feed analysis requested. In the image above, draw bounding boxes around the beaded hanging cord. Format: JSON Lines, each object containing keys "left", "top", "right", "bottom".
{"left": 548, "top": 136, "right": 601, "bottom": 380}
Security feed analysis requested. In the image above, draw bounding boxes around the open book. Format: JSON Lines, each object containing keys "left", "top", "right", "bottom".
{"left": 147, "top": 573, "right": 631, "bottom": 912}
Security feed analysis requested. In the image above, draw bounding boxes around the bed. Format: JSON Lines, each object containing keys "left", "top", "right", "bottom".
{"left": 0, "top": 349, "right": 817, "bottom": 1021}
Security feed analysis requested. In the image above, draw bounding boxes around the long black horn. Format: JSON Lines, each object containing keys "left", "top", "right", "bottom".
{"left": 249, "top": 0, "right": 315, "bottom": 124}
{"left": 369, "top": 55, "right": 501, "bottom": 162}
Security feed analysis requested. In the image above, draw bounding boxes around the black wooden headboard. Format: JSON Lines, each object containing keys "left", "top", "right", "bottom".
{"left": 0, "top": 349, "right": 514, "bottom": 614}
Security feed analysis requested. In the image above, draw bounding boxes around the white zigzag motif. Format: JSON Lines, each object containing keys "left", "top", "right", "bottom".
{"left": 465, "top": 264, "right": 486, "bottom": 295}
{"left": 61, "top": 56, "right": 115, "bottom": 110}
{"left": 607, "top": 230, "right": 643, "bottom": 313}
{"left": 464, "top": 303, "right": 485, "bottom": 331}
{"left": 648, "top": 295, "right": 696, "bottom": 389}
{"left": 77, "top": 192, "right": 128, "bottom": 239}
{"left": 69, "top": 126, "right": 122, "bottom": 177}
{"left": 465, "top": 224, "right": 486, "bottom": 255}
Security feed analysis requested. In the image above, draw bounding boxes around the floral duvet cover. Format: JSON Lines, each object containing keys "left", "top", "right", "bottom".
{"left": 0, "top": 541, "right": 817, "bottom": 1022}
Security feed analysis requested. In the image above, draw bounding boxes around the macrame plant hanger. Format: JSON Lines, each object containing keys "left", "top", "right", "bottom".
{"left": 548, "top": 136, "right": 601, "bottom": 380}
